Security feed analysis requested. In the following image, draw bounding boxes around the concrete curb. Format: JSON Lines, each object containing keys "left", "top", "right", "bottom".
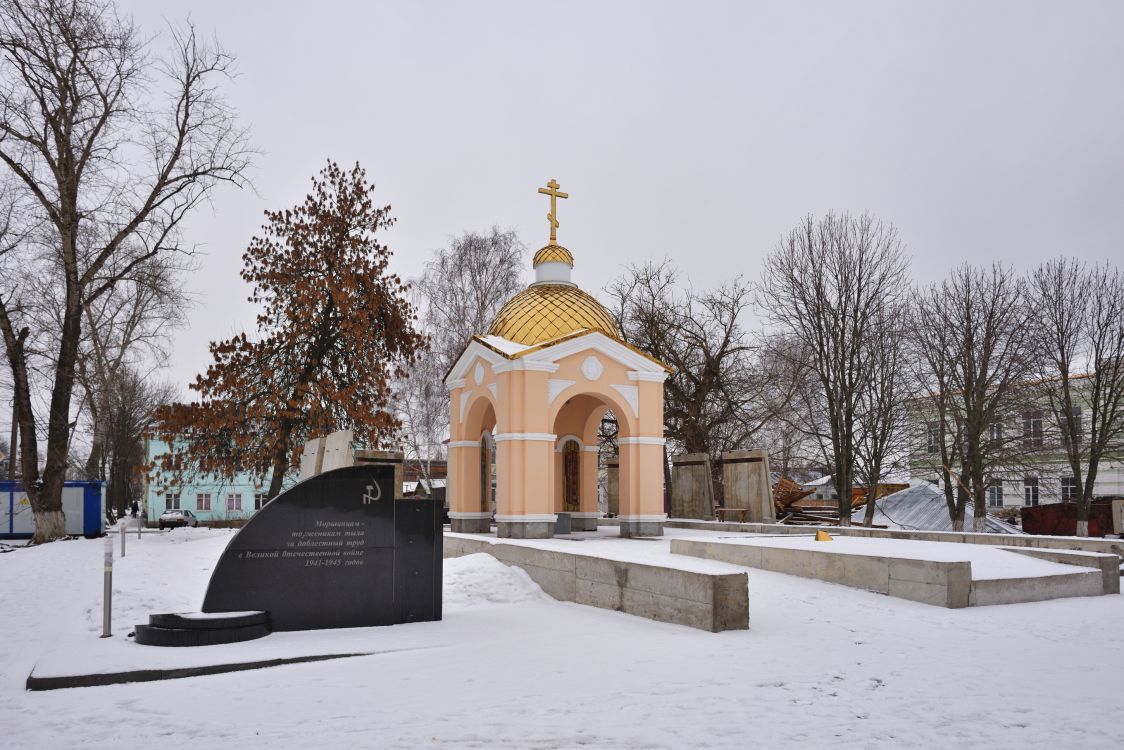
{"left": 26, "top": 652, "right": 370, "bottom": 691}
{"left": 670, "top": 538, "right": 971, "bottom": 608}
{"left": 670, "top": 538, "right": 1119, "bottom": 609}
{"left": 445, "top": 536, "right": 748, "bottom": 632}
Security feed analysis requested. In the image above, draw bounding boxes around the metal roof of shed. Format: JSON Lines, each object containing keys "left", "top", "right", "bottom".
{"left": 852, "top": 483, "right": 1024, "bottom": 535}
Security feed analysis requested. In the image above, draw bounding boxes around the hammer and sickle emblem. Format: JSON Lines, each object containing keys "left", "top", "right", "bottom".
{"left": 362, "top": 483, "right": 382, "bottom": 505}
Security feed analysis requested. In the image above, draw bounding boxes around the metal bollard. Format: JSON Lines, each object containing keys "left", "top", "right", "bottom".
{"left": 101, "top": 535, "right": 113, "bottom": 638}
{"left": 137, "top": 516, "right": 142, "bottom": 540}
{"left": 120, "top": 521, "right": 126, "bottom": 557}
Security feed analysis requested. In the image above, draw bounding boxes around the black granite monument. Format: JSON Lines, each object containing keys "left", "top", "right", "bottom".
{"left": 200, "top": 464, "right": 442, "bottom": 631}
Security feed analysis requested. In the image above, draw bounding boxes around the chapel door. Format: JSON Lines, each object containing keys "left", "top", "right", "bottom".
{"left": 562, "top": 440, "right": 580, "bottom": 512}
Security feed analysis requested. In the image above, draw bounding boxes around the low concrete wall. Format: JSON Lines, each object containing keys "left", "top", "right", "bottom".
{"left": 672, "top": 538, "right": 1119, "bottom": 609}
{"left": 969, "top": 571, "right": 1105, "bottom": 606}
{"left": 1001, "top": 547, "right": 1120, "bottom": 596}
{"left": 614, "top": 518, "right": 1124, "bottom": 562}
{"left": 671, "top": 538, "right": 971, "bottom": 608}
{"left": 445, "top": 535, "right": 748, "bottom": 632}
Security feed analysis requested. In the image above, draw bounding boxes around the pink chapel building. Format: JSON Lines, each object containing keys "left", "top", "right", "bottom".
{"left": 444, "top": 181, "right": 672, "bottom": 539}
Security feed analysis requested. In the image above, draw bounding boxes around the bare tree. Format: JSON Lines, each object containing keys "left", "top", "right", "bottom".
{"left": 99, "top": 366, "right": 174, "bottom": 519}
{"left": 757, "top": 417, "right": 812, "bottom": 479}
{"left": 0, "top": 0, "right": 250, "bottom": 542}
{"left": 607, "top": 260, "right": 800, "bottom": 505}
{"left": 855, "top": 301, "right": 911, "bottom": 526}
{"left": 397, "top": 294, "right": 449, "bottom": 496}
{"left": 1029, "top": 258, "right": 1124, "bottom": 536}
{"left": 30, "top": 249, "right": 189, "bottom": 481}
{"left": 609, "top": 260, "right": 793, "bottom": 456}
{"left": 416, "top": 227, "right": 525, "bottom": 373}
{"left": 759, "top": 212, "right": 910, "bottom": 526}
{"left": 402, "top": 228, "right": 524, "bottom": 487}
{"left": 910, "top": 263, "right": 1035, "bottom": 531}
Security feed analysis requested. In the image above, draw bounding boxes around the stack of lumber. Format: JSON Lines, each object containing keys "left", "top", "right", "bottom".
{"left": 773, "top": 476, "right": 816, "bottom": 514}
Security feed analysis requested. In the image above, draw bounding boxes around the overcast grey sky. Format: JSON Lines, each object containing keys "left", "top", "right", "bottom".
{"left": 117, "top": 0, "right": 1124, "bottom": 394}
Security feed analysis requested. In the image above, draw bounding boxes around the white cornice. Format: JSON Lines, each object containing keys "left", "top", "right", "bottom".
{"left": 494, "top": 432, "right": 557, "bottom": 442}
{"left": 492, "top": 359, "right": 559, "bottom": 374}
{"left": 618, "top": 437, "right": 665, "bottom": 445}
{"left": 628, "top": 371, "right": 668, "bottom": 383}
{"left": 446, "top": 378, "right": 467, "bottom": 391}
{"left": 447, "top": 441, "right": 480, "bottom": 449}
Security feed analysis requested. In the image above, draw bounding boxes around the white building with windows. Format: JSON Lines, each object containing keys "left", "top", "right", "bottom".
{"left": 142, "top": 438, "right": 294, "bottom": 526}
{"left": 914, "top": 402, "right": 1124, "bottom": 511}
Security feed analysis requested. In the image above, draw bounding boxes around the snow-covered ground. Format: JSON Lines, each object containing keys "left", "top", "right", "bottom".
{"left": 2, "top": 528, "right": 1123, "bottom": 749}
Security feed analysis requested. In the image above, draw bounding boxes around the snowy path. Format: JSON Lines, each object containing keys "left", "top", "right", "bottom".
{"left": 1, "top": 529, "right": 1122, "bottom": 748}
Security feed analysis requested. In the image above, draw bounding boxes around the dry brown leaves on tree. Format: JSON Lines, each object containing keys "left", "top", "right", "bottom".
{"left": 152, "top": 161, "right": 426, "bottom": 498}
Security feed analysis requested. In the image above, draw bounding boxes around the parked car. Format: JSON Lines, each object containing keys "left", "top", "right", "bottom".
{"left": 159, "top": 509, "right": 199, "bottom": 530}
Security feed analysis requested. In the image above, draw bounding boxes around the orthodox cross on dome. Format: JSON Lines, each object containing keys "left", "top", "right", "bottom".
{"left": 537, "top": 178, "right": 569, "bottom": 244}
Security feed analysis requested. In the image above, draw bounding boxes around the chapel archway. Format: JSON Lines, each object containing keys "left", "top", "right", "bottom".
{"left": 448, "top": 393, "right": 496, "bottom": 533}
{"left": 551, "top": 391, "right": 637, "bottom": 532}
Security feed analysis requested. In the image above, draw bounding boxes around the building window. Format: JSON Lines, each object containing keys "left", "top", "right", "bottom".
{"left": 988, "top": 421, "right": 1003, "bottom": 446}
{"left": 926, "top": 422, "right": 940, "bottom": 454}
{"left": 1023, "top": 411, "right": 1044, "bottom": 448}
{"left": 165, "top": 492, "right": 181, "bottom": 510}
{"left": 1066, "top": 406, "right": 1084, "bottom": 444}
{"left": 987, "top": 482, "right": 1004, "bottom": 508}
{"left": 197, "top": 492, "right": 212, "bottom": 512}
{"left": 254, "top": 492, "right": 267, "bottom": 510}
{"left": 226, "top": 493, "right": 243, "bottom": 511}
{"left": 1023, "top": 477, "right": 1039, "bottom": 506}
{"left": 1061, "top": 476, "right": 1078, "bottom": 503}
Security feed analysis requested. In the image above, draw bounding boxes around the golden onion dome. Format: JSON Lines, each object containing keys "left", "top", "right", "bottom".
{"left": 532, "top": 243, "right": 574, "bottom": 267}
{"left": 488, "top": 283, "right": 621, "bottom": 346}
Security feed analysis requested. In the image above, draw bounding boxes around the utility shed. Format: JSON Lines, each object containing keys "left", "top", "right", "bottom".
{"left": 1, "top": 480, "right": 104, "bottom": 539}
{"left": 853, "top": 483, "right": 1024, "bottom": 535}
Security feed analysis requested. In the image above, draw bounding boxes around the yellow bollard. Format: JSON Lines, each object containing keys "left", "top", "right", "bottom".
{"left": 814, "top": 530, "right": 833, "bottom": 542}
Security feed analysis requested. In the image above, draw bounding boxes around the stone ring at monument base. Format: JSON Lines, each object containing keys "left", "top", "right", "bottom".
{"left": 134, "top": 611, "right": 272, "bottom": 647}
{"left": 135, "top": 465, "right": 443, "bottom": 646}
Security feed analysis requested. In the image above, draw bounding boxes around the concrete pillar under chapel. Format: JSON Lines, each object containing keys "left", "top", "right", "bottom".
{"left": 617, "top": 441, "right": 666, "bottom": 537}
{"left": 606, "top": 458, "right": 620, "bottom": 517}
{"left": 721, "top": 449, "right": 776, "bottom": 523}
{"left": 447, "top": 442, "right": 490, "bottom": 533}
{"left": 495, "top": 436, "right": 555, "bottom": 539}
{"left": 671, "top": 453, "right": 714, "bottom": 520}
{"left": 571, "top": 447, "right": 601, "bottom": 531}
